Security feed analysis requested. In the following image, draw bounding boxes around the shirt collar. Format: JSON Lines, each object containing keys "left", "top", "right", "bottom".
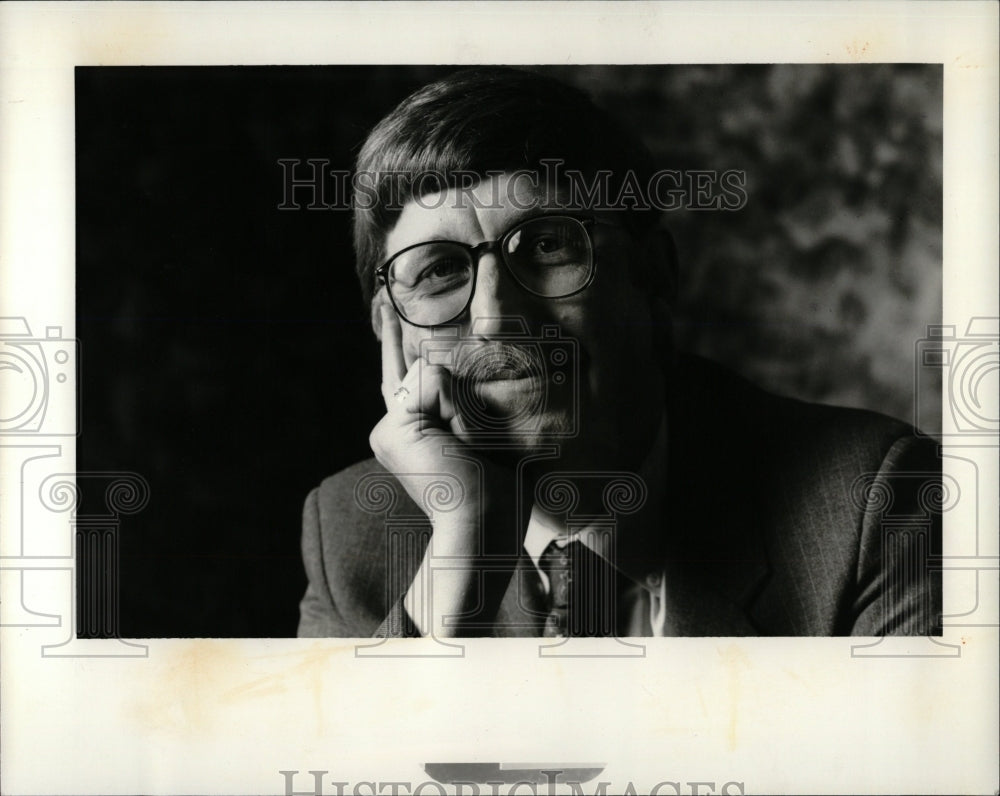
{"left": 523, "top": 412, "right": 668, "bottom": 591}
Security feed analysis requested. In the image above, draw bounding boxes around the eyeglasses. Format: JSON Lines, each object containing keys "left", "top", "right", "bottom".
{"left": 375, "top": 214, "right": 599, "bottom": 327}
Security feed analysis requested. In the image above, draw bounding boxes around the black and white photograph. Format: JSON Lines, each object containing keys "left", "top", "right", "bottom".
{"left": 1, "top": 4, "right": 997, "bottom": 795}
{"left": 76, "top": 63, "right": 945, "bottom": 640}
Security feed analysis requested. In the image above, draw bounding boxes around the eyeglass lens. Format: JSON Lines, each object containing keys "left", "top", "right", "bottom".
{"left": 386, "top": 216, "right": 593, "bottom": 326}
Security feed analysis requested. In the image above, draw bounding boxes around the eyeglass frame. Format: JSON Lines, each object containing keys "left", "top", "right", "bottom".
{"left": 374, "top": 213, "right": 608, "bottom": 328}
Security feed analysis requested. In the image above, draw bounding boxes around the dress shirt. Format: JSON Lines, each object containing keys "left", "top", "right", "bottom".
{"left": 522, "top": 414, "right": 669, "bottom": 636}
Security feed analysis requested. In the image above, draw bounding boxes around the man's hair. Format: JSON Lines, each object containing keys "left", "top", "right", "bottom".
{"left": 352, "top": 67, "right": 663, "bottom": 308}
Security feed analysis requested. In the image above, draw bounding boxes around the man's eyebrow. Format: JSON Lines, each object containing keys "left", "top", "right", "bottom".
{"left": 392, "top": 210, "right": 529, "bottom": 249}
{"left": 387, "top": 199, "right": 581, "bottom": 257}
{"left": 502, "top": 207, "right": 593, "bottom": 228}
{"left": 498, "top": 208, "right": 545, "bottom": 230}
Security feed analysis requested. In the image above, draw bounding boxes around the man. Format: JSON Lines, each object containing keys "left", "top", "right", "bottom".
{"left": 297, "top": 67, "right": 942, "bottom": 638}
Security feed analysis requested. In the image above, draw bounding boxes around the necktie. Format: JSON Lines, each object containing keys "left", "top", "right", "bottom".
{"left": 540, "top": 539, "right": 618, "bottom": 637}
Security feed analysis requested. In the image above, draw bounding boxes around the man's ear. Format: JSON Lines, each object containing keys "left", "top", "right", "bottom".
{"left": 649, "top": 294, "right": 676, "bottom": 364}
{"left": 640, "top": 226, "right": 679, "bottom": 307}
{"left": 637, "top": 226, "right": 679, "bottom": 363}
{"left": 370, "top": 289, "right": 389, "bottom": 341}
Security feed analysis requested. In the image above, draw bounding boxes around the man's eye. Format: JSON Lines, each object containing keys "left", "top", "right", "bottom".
{"left": 526, "top": 235, "right": 571, "bottom": 257}
{"left": 531, "top": 235, "right": 562, "bottom": 253}
{"left": 416, "top": 258, "right": 468, "bottom": 284}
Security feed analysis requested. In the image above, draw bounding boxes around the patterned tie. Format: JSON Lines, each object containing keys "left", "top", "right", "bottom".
{"left": 540, "top": 539, "right": 618, "bottom": 637}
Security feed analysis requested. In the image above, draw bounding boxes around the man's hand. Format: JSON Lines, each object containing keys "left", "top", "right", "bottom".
{"left": 370, "top": 304, "right": 479, "bottom": 510}
{"left": 369, "top": 305, "right": 514, "bottom": 637}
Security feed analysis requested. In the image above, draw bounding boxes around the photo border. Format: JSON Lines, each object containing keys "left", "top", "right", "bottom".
{"left": 1, "top": 3, "right": 997, "bottom": 794}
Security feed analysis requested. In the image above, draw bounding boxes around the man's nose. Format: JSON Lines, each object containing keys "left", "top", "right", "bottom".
{"left": 465, "top": 250, "right": 533, "bottom": 336}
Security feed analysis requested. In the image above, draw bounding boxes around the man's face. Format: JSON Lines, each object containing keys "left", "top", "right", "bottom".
{"left": 378, "top": 172, "right": 666, "bottom": 469}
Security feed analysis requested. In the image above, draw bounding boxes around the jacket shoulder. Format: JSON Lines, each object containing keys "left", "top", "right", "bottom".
{"left": 316, "top": 458, "right": 390, "bottom": 517}
{"left": 677, "top": 353, "right": 927, "bottom": 470}
{"left": 299, "top": 459, "right": 428, "bottom": 637}
{"left": 673, "top": 354, "right": 941, "bottom": 635}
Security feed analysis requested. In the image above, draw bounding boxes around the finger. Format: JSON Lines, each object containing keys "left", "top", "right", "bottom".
{"left": 449, "top": 411, "right": 472, "bottom": 445}
{"left": 383, "top": 359, "right": 456, "bottom": 426}
{"left": 382, "top": 359, "right": 420, "bottom": 414}
{"left": 434, "top": 366, "right": 457, "bottom": 426}
{"left": 381, "top": 380, "right": 407, "bottom": 410}
{"left": 380, "top": 305, "right": 407, "bottom": 388}
{"left": 414, "top": 360, "right": 453, "bottom": 421}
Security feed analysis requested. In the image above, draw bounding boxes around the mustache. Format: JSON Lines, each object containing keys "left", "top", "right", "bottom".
{"left": 453, "top": 342, "right": 542, "bottom": 382}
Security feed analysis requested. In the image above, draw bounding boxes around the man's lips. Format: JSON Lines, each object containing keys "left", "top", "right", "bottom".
{"left": 463, "top": 367, "right": 545, "bottom": 420}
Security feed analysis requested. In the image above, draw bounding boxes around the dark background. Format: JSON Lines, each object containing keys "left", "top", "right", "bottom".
{"left": 76, "top": 65, "right": 942, "bottom": 637}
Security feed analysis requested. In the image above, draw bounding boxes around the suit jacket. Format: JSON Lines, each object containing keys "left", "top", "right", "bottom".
{"left": 298, "top": 354, "right": 942, "bottom": 637}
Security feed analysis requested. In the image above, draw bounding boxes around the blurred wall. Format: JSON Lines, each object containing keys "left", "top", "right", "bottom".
{"left": 76, "top": 65, "right": 941, "bottom": 637}
{"left": 543, "top": 65, "right": 942, "bottom": 423}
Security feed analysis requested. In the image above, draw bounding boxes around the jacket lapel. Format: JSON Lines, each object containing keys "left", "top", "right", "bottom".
{"left": 655, "top": 355, "right": 773, "bottom": 635}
